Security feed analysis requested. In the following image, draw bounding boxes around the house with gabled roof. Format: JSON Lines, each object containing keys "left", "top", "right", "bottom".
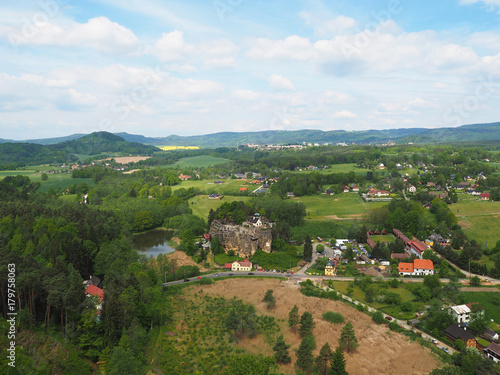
{"left": 406, "top": 239, "right": 428, "bottom": 259}
{"left": 485, "top": 342, "right": 500, "bottom": 363}
{"left": 449, "top": 305, "right": 471, "bottom": 324}
{"left": 398, "top": 259, "right": 434, "bottom": 276}
{"left": 444, "top": 324, "right": 478, "bottom": 348}
{"left": 85, "top": 285, "right": 104, "bottom": 311}
{"left": 231, "top": 259, "right": 252, "bottom": 271}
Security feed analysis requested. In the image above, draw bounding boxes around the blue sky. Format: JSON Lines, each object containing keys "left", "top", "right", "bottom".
{"left": 1, "top": 0, "right": 500, "bottom": 140}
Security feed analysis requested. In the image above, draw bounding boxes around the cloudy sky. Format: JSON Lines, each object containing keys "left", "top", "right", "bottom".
{"left": 1, "top": 0, "right": 500, "bottom": 140}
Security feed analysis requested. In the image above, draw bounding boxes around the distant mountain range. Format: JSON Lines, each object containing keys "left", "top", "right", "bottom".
{"left": 1, "top": 122, "right": 500, "bottom": 148}
{"left": 0, "top": 132, "right": 159, "bottom": 166}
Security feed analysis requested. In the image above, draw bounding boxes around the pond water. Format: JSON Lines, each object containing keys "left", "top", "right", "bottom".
{"left": 133, "top": 229, "right": 175, "bottom": 258}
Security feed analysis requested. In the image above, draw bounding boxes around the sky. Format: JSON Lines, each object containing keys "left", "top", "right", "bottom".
{"left": 1, "top": 0, "right": 500, "bottom": 140}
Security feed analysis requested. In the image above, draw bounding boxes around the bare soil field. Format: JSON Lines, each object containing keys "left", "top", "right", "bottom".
{"left": 187, "top": 278, "right": 440, "bottom": 375}
{"left": 103, "top": 156, "right": 151, "bottom": 164}
{"left": 166, "top": 250, "right": 209, "bottom": 272}
{"left": 460, "top": 287, "right": 500, "bottom": 292}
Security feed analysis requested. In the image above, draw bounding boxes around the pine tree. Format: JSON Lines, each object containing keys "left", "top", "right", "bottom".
{"left": 303, "top": 235, "right": 313, "bottom": 262}
{"left": 288, "top": 305, "right": 300, "bottom": 332}
{"left": 338, "top": 322, "right": 359, "bottom": 353}
{"left": 272, "top": 334, "right": 291, "bottom": 364}
{"left": 299, "top": 311, "right": 315, "bottom": 337}
{"left": 295, "top": 334, "right": 316, "bottom": 373}
{"left": 262, "top": 289, "right": 276, "bottom": 309}
{"left": 315, "top": 342, "right": 333, "bottom": 375}
{"left": 328, "top": 346, "right": 348, "bottom": 375}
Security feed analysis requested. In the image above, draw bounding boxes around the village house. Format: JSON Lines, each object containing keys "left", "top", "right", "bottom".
{"left": 449, "top": 305, "right": 471, "bottom": 324}
{"left": 179, "top": 174, "right": 191, "bottom": 181}
{"left": 350, "top": 184, "right": 359, "bottom": 192}
{"left": 444, "top": 324, "right": 478, "bottom": 348}
{"left": 85, "top": 284, "right": 104, "bottom": 311}
{"left": 229, "top": 259, "right": 252, "bottom": 271}
{"left": 407, "top": 184, "right": 417, "bottom": 193}
{"left": 398, "top": 259, "right": 434, "bottom": 276}
{"left": 484, "top": 342, "right": 500, "bottom": 363}
{"left": 325, "top": 259, "right": 337, "bottom": 276}
{"left": 367, "top": 187, "right": 390, "bottom": 197}
{"left": 343, "top": 186, "right": 350, "bottom": 193}
{"left": 406, "top": 239, "right": 428, "bottom": 259}
{"left": 481, "top": 193, "right": 490, "bottom": 200}
{"left": 325, "top": 189, "right": 334, "bottom": 195}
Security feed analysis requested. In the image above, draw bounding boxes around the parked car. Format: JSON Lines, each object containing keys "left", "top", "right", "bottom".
{"left": 248, "top": 272, "right": 254, "bottom": 275}
{"left": 197, "top": 277, "right": 201, "bottom": 279}
{"left": 184, "top": 279, "right": 189, "bottom": 282}
{"left": 228, "top": 273, "right": 234, "bottom": 276}
{"left": 385, "top": 316, "right": 393, "bottom": 321}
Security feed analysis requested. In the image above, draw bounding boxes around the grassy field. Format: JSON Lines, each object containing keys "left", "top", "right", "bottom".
{"left": 371, "top": 234, "right": 395, "bottom": 243}
{"left": 294, "top": 193, "right": 387, "bottom": 220}
{"left": 189, "top": 195, "right": 251, "bottom": 219}
{"left": 461, "top": 291, "right": 500, "bottom": 323}
{"left": 292, "top": 163, "right": 371, "bottom": 175}
{"left": 450, "top": 195, "right": 500, "bottom": 247}
{"left": 164, "top": 155, "right": 229, "bottom": 169}
{"left": 173, "top": 178, "right": 254, "bottom": 195}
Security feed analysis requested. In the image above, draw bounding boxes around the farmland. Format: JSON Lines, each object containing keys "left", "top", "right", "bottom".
{"left": 172, "top": 178, "right": 253, "bottom": 194}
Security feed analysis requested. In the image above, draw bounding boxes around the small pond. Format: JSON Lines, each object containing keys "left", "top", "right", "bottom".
{"left": 133, "top": 229, "right": 175, "bottom": 258}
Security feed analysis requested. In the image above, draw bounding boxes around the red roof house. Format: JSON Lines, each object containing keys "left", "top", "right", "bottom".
{"left": 85, "top": 285, "right": 104, "bottom": 303}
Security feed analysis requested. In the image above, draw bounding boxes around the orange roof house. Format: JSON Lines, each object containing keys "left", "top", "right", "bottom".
{"left": 398, "top": 262, "right": 414, "bottom": 275}
{"left": 85, "top": 285, "right": 104, "bottom": 303}
{"left": 413, "top": 258, "right": 434, "bottom": 271}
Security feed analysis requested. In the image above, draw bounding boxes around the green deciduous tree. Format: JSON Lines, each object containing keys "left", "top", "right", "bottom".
{"left": 304, "top": 235, "right": 313, "bottom": 262}
{"left": 339, "top": 322, "right": 359, "bottom": 353}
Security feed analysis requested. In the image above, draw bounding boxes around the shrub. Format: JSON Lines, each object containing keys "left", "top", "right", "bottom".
{"left": 372, "top": 311, "right": 385, "bottom": 324}
{"left": 322, "top": 311, "right": 345, "bottom": 324}
{"left": 198, "top": 277, "right": 213, "bottom": 285}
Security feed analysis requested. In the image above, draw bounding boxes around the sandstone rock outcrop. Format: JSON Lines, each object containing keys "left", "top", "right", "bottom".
{"left": 209, "top": 218, "right": 272, "bottom": 257}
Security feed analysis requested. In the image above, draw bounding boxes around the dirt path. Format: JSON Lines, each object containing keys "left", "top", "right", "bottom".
{"left": 191, "top": 278, "right": 440, "bottom": 375}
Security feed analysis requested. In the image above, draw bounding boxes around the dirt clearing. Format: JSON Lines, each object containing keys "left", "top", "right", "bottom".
{"left": 188, "top": 278, "right": 440, "bottom": 375}
{"left": 166, "top": 250, "right": 209, "bottom": 272}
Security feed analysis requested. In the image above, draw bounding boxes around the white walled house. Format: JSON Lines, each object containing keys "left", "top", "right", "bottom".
{"left": 449, "top": 305, "right": 471, "bottom": 324}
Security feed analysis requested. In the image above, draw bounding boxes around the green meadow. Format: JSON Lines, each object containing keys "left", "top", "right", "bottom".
{"left": 450, "top": 196, "right": 500, "bottom": 247}
{"left": 164, "top": 155, "right": 229, "bottom": 169}
{"left": 188, "top": 194, "right": 251, "bottom": 219}
{"left": 172, "top": 178, "right": 253, "bottom": 195}
{"left": 294, "top": 193, "right": 387, "bottom": 220}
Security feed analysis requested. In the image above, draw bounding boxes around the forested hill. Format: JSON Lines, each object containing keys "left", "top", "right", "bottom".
{"left": 0, "top": 132, "right": 159, "bottom": 166}
{"left": 2, "top": 121, "right": 500, "bottom": 149}
{"left": 401, "top": 122, "right": 500, "bottom": 144}
{"left": 49, "top": 131, "right": 158, "bottom": 155}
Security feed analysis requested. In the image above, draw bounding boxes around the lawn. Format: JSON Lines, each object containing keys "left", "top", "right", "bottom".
{"left": 188, "top": 195, "right": 251, "bottom": 219}
{"left": 293, "top": 163, "right": 371, "bottom": 175}
{"left": 35, "top": 175, "right": 95, "bottom": 193}
{"left": 294, "top": 193, "right": 387, "bottom": 220}
{"left": 327, "top": 280, "right": 421, "bottom": 320}
{"left": 214, "top": 253, "right": 244, "bottom": 265}
{"left": 164, "top": 155, "right": 229, "bottom": 169}
{"left": 172, "top": 178, "right": 252, "bottom": 195}
{"left": 371, "top": 234, "right": 395, "bottom": 243}
{"left": 450, "top": 197, "right": 500, "bottom": 247}
{"left": 461, "top": 291, "right": 500, "bottom": 323}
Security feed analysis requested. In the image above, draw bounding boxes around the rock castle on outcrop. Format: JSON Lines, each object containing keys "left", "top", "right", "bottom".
{"left": 209, "top": 213, "right": 273, "bottom": 257}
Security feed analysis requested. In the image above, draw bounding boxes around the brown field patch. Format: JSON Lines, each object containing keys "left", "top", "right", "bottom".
{"left": 123, "top": 169, "right": 140, "bottom": 174}
{"left": 166, "top": 250, "right": 209, "bottom": 272}
{"left": 460, "top": 287, "right": 500, "bottom": 292}
{"left": 106, "top": 156, "right": 151, "bottom": 164}
{"left": 188, "top": 278, "right": 440, "bottom": 375}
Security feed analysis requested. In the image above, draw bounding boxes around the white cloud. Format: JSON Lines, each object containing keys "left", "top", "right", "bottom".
{"left": 300, "top": 12, "right": 356, "bottom": 36}
{"left": 3, "top": 16, "right": 138, "bottom": 53}
{"left": 332, "top": 110, "right": 357, "bottom": 118}
{"left": 248, "top": 35, "right": 314, "bottom": 60}
{"left": 146, "top": 30, "right": 193, "bottom": 62}
{"left": 460, "top": 0, "right": 500, "bottom": 12}
{"left": 233, "top": 90, "right": 261, "bottom": 100}
{"left": 269, "top": 74, "right": 295, "bottom": 90}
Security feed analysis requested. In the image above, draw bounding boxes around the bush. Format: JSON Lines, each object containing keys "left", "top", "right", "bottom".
{"left": 400, "top": 301, "right": 412, "bottom": 312}
{"left": 372, "top": 311, "right": 385, "bottom": 324}
{"left": 388, "top": 322, "right": 402, "bottom": 332}
{"left": 198, "top": 277, "right": 213, "bottom": 285}
{"left": 322, "top": 311, "right": 345, "bottom": 324}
